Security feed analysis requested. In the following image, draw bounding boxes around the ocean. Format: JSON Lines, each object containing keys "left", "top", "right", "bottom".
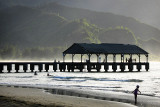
{"left": 0, "top": 62, "right": 160, "bottom": 98}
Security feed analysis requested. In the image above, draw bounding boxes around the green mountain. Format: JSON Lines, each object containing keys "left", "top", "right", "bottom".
{"left": 0, "top": 6, "right": 137, "bottom": 47}
{"left": 38, "top": 3, "right": 160, "bottom": 59}
{"left": 39, "top": 3, "right": 160, "bottom": 41}
{"left": 0, "top": 4, "right": 160, "bottom": 60}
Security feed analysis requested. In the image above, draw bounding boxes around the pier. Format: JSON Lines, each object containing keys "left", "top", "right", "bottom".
{"left": 0, "top": 62, "right": 149, "bottom": 73}
{"left": 0, "top": 43, "right": 149, "bottom": 73}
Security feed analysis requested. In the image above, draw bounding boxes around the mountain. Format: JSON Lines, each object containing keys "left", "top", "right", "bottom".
{"left": 39, "top": 3, "right": 160, "bottom": 42}
{"left": 55, "top": 0, "right": 160, "bottom": 30}
{"left": 0, "top": 6, "right": 68, "bottom": 47}
{"left": 0, "top": 6, "right": 136, "bottom": 47}
{"left": 0, "top": 3, "right": 160, "bottom": 60}
{"left": 1, "top": 0, "right": 160, "bottom": 30}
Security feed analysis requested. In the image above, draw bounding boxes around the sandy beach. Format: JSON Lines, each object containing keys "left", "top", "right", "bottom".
{"left": 0, "top": 85, "right": 136, "bottom": 107}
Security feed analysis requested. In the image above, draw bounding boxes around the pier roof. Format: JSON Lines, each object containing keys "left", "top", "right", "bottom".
{"left": 63, "top": 43, "right": 148, "bottom": 54}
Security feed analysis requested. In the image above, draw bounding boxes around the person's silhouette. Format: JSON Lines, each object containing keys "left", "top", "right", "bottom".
{"left": 132, "top": 85, "right": 141, "bottom": 105}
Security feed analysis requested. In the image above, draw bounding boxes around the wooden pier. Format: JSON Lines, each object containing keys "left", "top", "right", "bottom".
{"left": 0, "top": 62, "right": 149, "bottom": 73}
{"left": 0, "top": 43, "right": 149, "bottom": 73}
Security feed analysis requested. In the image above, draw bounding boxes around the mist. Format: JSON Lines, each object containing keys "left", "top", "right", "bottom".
{"left": 0, "top": 0, "right": 160, "bottom": 61}
{"left": 60, "top": 0, "right": 160, "bottom": 29}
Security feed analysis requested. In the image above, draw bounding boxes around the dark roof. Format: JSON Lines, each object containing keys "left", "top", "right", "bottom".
{"left": 63, "top": 43, "right": 148, "bottom": 54}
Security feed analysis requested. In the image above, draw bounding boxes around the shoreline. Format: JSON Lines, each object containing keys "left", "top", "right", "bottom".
{"left": 0, "top": 85, "right": 136, "bottom": 107}
{"left": 0, "top": 85, "right": 160, "bottom": 107}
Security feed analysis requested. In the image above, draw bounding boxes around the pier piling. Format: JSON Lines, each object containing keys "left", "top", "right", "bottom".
{"left": 0, "top": 62, "right": 149, "bottom": 73}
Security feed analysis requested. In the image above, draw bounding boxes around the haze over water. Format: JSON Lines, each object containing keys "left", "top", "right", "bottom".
{"left": 0, "top": 62, "right": 160, "bottom": 98}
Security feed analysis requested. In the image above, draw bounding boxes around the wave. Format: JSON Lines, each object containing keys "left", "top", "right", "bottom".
{"left": 51, "top": 76, "right": 143, "bottom": 82}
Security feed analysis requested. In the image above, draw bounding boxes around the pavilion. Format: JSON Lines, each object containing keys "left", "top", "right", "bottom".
{"left": 62, "top": 43, "right": 149, "bottom": 72}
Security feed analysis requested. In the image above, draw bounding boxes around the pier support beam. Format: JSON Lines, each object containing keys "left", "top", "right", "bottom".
{"left": 145, "top": 63, "right": 149, "bottom": 71}
{"left": 0, "top": 64, "right": 3, "bottom": 73}
{"left": 87, "top": 63, "right": 91, "bottom": 72}
{"left": 23, "top": 64, "right": 28, "bottom": 72}
{"left": 71, "top": 64, "right": 74, "bottom": 72}
{"left": 7, "top": 64, "right": 12, "bottom": 73}
{"left": 120, "top": 64, "right": 125, "bottom": 72}
{"left": 112, "top": 64, "right": 117, "bottom": 72}
{"left": 104, "top": 64, "right": 109, "bottom": 72}
{"left": 15, "top": 64, "right": 19, "bottom": 73}
{"left": 128, "top": 64, "right": 133, "bottom": 72}
{"left": 96, "top": 64, "right": 101, "bottom": 72}
{"left": 137, "top": 64, "right": 141, "bottom": 71}
{"left": 30, "top": 64, "right": 34, "bottom": 72}
{"left": 39, "top": 64, "right": 43, "bottom": 72}
{"left": 79, "top": 64, "right": 83, "bottom": 72}
{"left": 62, "top": 64, "right": 66, "bottom": 72}
{"left": 67, "top": 65, "right": 71, "bottom": 72}
{"left": 53, "top": 63, "right": 57, "bottom": 72}
{"left": 59, "top": 63, "right": 66, "bottom": 72}
{"left": 45, "top": 64, "right": 49, "bottom": 72}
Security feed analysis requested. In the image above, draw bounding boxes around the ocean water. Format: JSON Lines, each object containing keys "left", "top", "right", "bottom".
{"left": 0, "top": 62, "right": 160, "bottom": 98}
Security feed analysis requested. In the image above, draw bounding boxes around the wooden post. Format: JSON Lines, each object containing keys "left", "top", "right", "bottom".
{"left": 146, "top": 54, "right": 148, "bottom": 63}
{"left": 113, "top": 54, "right": 116, "bottom": 63}
{"left": 97, "top": 54, "right": 100, "bottom": 62}
{"left": 130, "top": 54, "right": 132, "bottom": 63}
{"left": 45, "top": 64, "right": 49, "bottom": 72}
{"left": 88, "top": 54, "right": 91, "bottom": 62}
{"left": 7, "top": 64, "right": 12, "bottom": 73}
{"left": 15, "top": 64, "right": 19, "bottom": 73}
{"left": 53, "top": 61, "right": 57, "bottom": 72}
{"left": 123, "top": 54, "right": 124, "bottom": 63}
{"left": 121, "top": 54, "right": 123, "bottom": 63}
{"left": 72, "top": 54, "right": 75, "bottom": 63}
{"left": 39, "top": 64, "right": 43, "bottom": 72}
{"left": 0, "top": 64, "right": 3, "bottom": 73}
{"left": 30, "top": 64, "right": 34, "bottom": 72}
{"left": 138, "top": 54, "right": 141, "bottom": 63}
{"left": 81, "top": 54, "right": 84, "bottom": 63}
{"left": 105, "top": 54, "right": 108, "bottom": 63}
{"left": 23, "top": 64, "right": 28, "bottom": 72}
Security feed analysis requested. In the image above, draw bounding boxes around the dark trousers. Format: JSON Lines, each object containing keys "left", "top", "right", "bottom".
{"left": 134, "top": 94, "right": 137, "bottom": 104}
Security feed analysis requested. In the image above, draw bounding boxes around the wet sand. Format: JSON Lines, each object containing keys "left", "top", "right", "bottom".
{"left": 0, "top": 85, "right": 136, "bottom": 107}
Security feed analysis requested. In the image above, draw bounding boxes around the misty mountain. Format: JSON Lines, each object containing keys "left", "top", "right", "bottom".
{"left": 0, "top": 3, "right": 160, "bottom": 60}
{"left": 39, "top": 3, "right": 160, "bottom": 42}
{"left": 1, "top": 0, "right": 160, "bottom": 30}
{"left": 0, "top": 6, "right": 136, "bottom": 47}
{"left": 56, "top": 0, "right": 160, "bottom": 30}
{"left": 0, "top": 6, "right": 67, "bottom": 47}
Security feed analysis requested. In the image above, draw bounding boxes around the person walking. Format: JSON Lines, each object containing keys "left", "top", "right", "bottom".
{"left": 132, "top": 85, "right": 141, "bottom": 105}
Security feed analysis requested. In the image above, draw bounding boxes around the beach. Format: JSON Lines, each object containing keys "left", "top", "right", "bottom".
{"left": 0, "top": 85, "right": 136, "bottom": 107}
{"left": 0, "top": 62, "right": 160, "bottom": 107}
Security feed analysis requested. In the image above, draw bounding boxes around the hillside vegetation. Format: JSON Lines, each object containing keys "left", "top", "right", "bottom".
{"left": 0, "top": 3, "right": 160, "bottom": 60}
